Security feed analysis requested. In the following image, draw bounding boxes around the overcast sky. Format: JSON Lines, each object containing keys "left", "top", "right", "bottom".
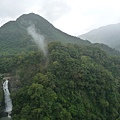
{"left": 0, "top": 0, "right": 120, "bottom": 36}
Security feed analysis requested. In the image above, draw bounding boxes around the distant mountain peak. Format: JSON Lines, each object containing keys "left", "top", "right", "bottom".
{"left": 79, "top": 23, "right": 120, "bottom": 51}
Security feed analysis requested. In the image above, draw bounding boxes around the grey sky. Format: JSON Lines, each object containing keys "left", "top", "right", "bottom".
{"left": 0, "top": 0, "right": 120, "bottom": 36}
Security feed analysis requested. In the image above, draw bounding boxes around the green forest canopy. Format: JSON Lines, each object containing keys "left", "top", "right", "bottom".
{"left": 0, "top": 42, "right": 120, "bottom": 120}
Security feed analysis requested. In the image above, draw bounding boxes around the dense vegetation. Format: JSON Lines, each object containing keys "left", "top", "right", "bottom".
{"left": 0, "top": 42, "right": 119, "bottom": 120}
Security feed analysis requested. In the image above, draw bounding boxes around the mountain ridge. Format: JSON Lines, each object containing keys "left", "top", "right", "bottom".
{"left": 79, "top": 23, "right": 120, "bottom": 51}
{"left": 0, "top": 13, "right": 120, "bottom": 56}
{"left": 0, "top": 13, "right": 91, "bottom": 56}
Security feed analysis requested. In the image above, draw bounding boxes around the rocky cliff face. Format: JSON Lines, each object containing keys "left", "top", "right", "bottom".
{"left": 3, "top": 74, "right": 20, "bottom": 92}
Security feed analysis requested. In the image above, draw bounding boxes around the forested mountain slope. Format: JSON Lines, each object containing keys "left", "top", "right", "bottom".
{"left": 0, "top": 42, "right": 119, "bottom": 120}
{"left": 0, "top": 13, "right": 90, "bottom": 56}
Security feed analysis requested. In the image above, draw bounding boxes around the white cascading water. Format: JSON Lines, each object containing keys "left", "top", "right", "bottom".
{"left": 3, "top": 79, "right": 12, "bottom": 118}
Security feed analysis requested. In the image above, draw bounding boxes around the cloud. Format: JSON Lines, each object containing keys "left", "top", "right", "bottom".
{"left": 40, "top": 0, "right": 71, "bottom": 22}
{"left": 27, "top": 24, "right": 47, "bottom": 56}
{"left": 53, "top": 0, "right": 120, "bottom": 35}
{"left": 0, "top": 0, "right": 70, "bottom": 21}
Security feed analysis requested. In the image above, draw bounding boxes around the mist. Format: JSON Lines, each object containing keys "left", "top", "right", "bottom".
{"left": 27, "top": 25, "right": 47, "bottom": 56}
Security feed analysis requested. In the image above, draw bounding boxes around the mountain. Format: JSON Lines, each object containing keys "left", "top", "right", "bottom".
{"left": 0, "top": 13, "right": 120, "bottom": 57}
{"left": 0, "top": 13, "right": 90, "bottom": 56}
{"left": 0, "top": 13, "right": 120, "bottom": 119}
{"left": 0, "top": 42, "right": 120, "bottom": 119}
{"left": 79, "top": 23, "right": 120, "bottom": 51}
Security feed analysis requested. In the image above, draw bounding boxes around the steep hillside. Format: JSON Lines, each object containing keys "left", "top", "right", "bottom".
{"left": 79, "top": 23, "right": 120, "bottom": 51}
{"left": 16, "top": 13, "right": 90, "bottom": 44}
{"left": 0, "top": 42, "right": 119, "bottom": 119}
{"left": 0, "top": 13, "right": 90, "bottom": 56}
{"left": 92, "top": 43, "right": 120, "bottom": 56}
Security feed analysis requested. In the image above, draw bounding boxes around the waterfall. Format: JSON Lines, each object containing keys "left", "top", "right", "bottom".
{"left": 3, "top": 79, "right": 12, "bottom": 118}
